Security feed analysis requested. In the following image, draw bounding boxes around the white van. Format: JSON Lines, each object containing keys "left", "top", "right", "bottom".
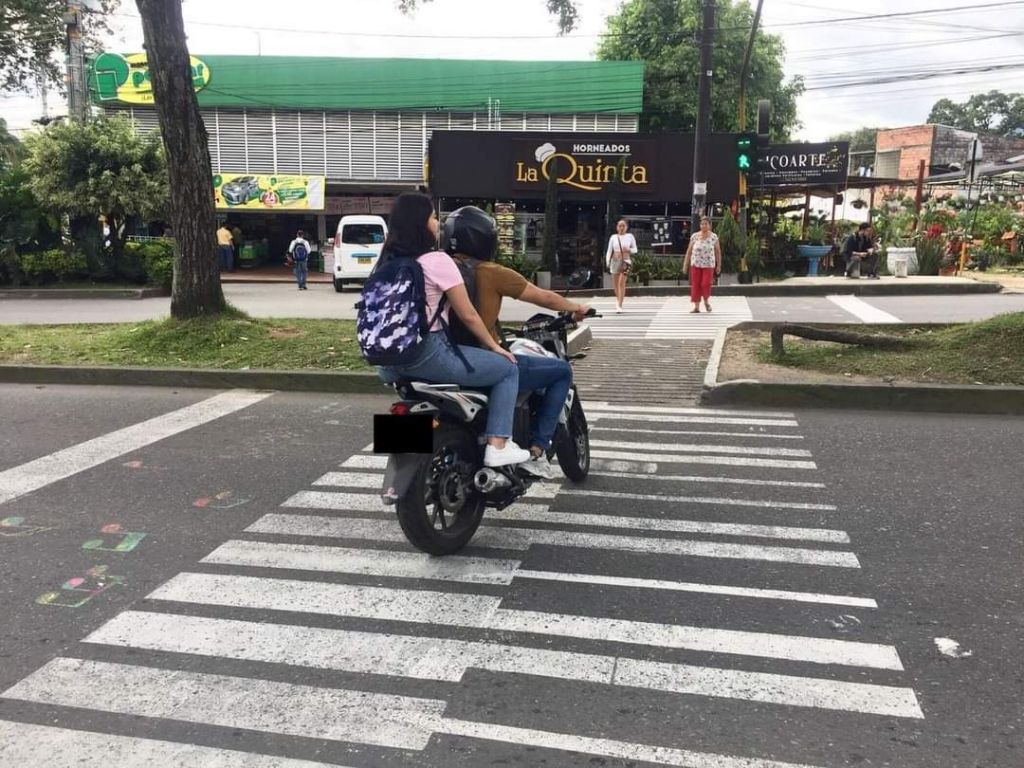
{"left": 333, "top": 215, "right": 387, "bottom": 292}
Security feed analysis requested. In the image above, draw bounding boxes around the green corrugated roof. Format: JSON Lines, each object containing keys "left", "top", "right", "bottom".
{"left": 90, "top": 54, "right": 644, "bottom": 114}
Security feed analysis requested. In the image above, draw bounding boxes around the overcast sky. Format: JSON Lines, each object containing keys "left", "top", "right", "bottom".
{"left": 3, "top": 0, "right": 1023, "bottom": 140}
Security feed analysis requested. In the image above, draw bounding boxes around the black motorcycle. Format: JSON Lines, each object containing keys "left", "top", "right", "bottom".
{"left": 376, "top": 309, "right": 598, "bottom": 555}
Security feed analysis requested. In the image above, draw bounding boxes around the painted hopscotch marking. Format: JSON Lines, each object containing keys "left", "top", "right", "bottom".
{"left": 85, "top": 611, "right": 919, "bottom": 717}
{"left": 0, "top": 390, "right": 272, "bottom": 506}
{"left": 0, "top": 720, "right": 340, "bottom": 768}
{"left": 146, "top": 572, "right": 901, "bottom": 669}
{"left": 246, "top": 514, "right": 860, "bottom": 568}
{"left": 1, "top": 657, "right": 446, "bottom": 751}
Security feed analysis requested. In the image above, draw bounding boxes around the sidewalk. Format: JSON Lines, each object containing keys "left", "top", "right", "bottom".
{"left": 963, "top": 271, "right": 1024, "bottom": 294}
{"left": 221, "top": 266, "right": 332, "bottom": 284}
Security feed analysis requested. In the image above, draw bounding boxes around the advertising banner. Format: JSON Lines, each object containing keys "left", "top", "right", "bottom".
{"left": 214, "top": 173, "right": 325, "bottom": 211}
{"left": 93, "top": 52, "right": 209, "bottom": 105}
{"left": 326, "top": 197, "right": 370, "bottom": 215}
{"left": 752, "top": 142, "right": 850, "bottom": 187}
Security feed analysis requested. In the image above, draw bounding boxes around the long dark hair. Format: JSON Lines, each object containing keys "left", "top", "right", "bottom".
{"left": 382, "top": 192, "right": 436, "bottom": 259}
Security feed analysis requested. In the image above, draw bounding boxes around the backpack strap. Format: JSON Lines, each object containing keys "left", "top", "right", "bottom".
{"left": 433, "top": 294, "right": 475, "bottom": 373}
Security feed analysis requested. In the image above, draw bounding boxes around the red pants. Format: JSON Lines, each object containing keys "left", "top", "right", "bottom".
{"left": 689, "top": 266, "right": 715, "bottom": 302}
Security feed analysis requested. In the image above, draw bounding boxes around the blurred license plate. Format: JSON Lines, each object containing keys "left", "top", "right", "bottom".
{"left": 357, "top": 257, "right": 371, "bottom": 264}
{"left": 373, "top": 414, "right": 434, "bottom": 453}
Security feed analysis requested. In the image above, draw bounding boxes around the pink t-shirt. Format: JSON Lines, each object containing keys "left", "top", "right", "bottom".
{"left": 417, "top": 251, "right": 463, "bottom": 330}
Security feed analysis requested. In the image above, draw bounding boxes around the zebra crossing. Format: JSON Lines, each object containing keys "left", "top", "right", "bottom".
{"left": 0, "top": 402, "right": 924, "bottom": 767}
{"left": 588, "top": 296, "right": 753, "bottom": 340}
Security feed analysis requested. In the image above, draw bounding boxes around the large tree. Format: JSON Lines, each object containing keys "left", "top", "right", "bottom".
{"left": 22, "top": 115, "right": 166, "bottom": 272}
{"left": 0, "top": 118, "right": 22, "bottom": 173}
{"left": 596, "top": 0, "right": 802, "bottom": 137}
{"left": 1, "top": 0, "right": 118, "bottom": 92}
{"left": 928, "top": 91, "right": 1024, "bottom": 137}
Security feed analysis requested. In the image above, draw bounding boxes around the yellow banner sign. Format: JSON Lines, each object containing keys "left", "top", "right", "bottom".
{"left": 93, "top": 52, "right": 210, "bottom": 105}
{"left": 213, "top": 174, "right": 326, "bottom": 211}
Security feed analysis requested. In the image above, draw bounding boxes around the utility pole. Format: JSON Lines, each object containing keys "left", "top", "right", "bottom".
{"left": 737, "top": 0, "right": 764, "bottom": 242}
{"left": 64, "top": 0, "right": 88, "bottom": 121}
{"left": 690, "top": 0, "right": 715, "bottom": 234}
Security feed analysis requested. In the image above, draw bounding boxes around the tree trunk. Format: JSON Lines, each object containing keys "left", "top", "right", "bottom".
{"left": 770, "top": 324, "right": 905, "bottom": 357}
{"left": 136, "top": 0, "right": 225, "bottom": 318}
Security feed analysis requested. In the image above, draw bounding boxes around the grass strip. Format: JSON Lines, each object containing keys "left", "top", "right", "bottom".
{"left": 756, "top": 312, "right": 1024, "bottom": 386}
{"left": 0, "top": 314, "right": 370, "bottom": 372}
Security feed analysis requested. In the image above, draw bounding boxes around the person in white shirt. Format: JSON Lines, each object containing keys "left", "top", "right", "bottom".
{"left": 605, "top": 219, "right": 638, "bottom": 313}
{"left": 287, "top": 230, "right": 312, "bottom": 290}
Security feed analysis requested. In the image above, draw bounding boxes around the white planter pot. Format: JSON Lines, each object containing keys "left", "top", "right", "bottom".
{"left": 886, "top": 247, "right": 918, "bottom": 276}
{"left": 536, "top": 271, "right": 552, "bottom": 290}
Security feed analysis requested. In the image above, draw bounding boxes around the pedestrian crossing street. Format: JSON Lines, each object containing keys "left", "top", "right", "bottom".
{"left": 0, "top": 402, "right": 923, "bottom": 768}
{"left": 587, "top": 296, "right": 753, "bottom": 340}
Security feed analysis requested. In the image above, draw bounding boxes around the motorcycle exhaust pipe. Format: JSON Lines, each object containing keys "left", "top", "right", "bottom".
{"left": 474, "top": 468, "right": 512, "bottom": 493}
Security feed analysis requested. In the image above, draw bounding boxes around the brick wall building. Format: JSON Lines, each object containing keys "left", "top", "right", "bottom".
{"left": 875, "top": 124, "right": 1024, "bottom": 180}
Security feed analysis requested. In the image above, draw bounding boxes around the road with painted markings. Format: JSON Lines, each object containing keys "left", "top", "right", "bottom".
{"left": 0, "top": 384, "right": 1020, "bottom": 767}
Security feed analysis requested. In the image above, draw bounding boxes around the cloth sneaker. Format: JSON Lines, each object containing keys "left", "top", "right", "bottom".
{"left": 520, "top": 453, "right": 555, "bottom": 479}
{"left": 483, "top": 441, "right": 531, "bottom": 467}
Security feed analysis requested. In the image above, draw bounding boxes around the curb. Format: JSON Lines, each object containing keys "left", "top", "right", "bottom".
{"left": 700, "top": 325, "right": 1024, "bottom": 415}
{"left": 0, "top": 325, "right": 595, "bottom": 394}
{"left": 703, "top": 329, "right": 727, "bottom": 389}
{"left": 0, "top": 364, "right": 386, "bottom": 394}
{"left": 0, "top": 287, "right": 169, "bottom": 300}
{"left": 563, "top": 281, "right": 1000, "bottom": 299}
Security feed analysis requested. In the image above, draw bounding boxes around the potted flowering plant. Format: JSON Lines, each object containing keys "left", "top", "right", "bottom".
{"left": 797, "top": 221, "right": 831, "bottom": 276}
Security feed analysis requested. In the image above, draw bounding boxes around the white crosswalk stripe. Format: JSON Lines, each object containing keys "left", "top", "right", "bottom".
{"left": 588, "top": 297, "right": 753, "bottom": 340}
{"left": 0, "top": 402, "right": 924, "bottom": 768}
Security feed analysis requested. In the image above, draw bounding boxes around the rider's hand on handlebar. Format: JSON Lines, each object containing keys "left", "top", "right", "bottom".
{"left": 572, "top": 304, "right": 593, "bottom": 322}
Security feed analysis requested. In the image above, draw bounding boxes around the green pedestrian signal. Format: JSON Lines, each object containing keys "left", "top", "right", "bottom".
{"left": 736, "top": 133, "right": 756, "bottom": 172}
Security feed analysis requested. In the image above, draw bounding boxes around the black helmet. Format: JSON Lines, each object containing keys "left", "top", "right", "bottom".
{"left": 443, "top": 206, "right": 497, "bottom": 261}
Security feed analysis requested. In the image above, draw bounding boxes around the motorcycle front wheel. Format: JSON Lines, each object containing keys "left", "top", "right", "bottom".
{"left": 395, "top": 423, "right": 486, "bottom": 555}
{"left": 555, "top": 389, "right": 590, "bottom": 482}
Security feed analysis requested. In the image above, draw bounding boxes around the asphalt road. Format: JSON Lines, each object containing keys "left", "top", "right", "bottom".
{"left": 2, "top": 283, "right": 1024, "bottom": 327}
{"left": 0, "top": 384, "right": 1020, "bottom": 767}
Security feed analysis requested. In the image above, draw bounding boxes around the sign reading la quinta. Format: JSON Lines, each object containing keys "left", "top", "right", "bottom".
{"left": 92, "top": 52, "right": 210, "bottom": 105}
{"left": 515, "top": 142, "right": 648, "bottom": 192}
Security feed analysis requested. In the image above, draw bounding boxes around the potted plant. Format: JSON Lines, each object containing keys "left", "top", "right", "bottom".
{"left": 797, "top": 222, "right": 831, "bottom": 276}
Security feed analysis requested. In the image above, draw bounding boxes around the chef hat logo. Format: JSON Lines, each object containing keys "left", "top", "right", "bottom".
{"left": 535, "top": 143, "right": 556, "bottom": 163}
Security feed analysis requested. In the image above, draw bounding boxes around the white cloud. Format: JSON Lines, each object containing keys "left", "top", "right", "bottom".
{"left": 3, "top": 0, "right": 1021, "bottom": 140}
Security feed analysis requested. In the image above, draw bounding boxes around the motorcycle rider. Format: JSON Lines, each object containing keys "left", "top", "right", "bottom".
{"left": 442, "top": 206, "right": 592, "bottom": 478}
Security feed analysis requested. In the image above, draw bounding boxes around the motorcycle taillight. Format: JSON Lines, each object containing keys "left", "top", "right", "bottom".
{"left": 390, "top": 402, "right": 411, "bottom": 416}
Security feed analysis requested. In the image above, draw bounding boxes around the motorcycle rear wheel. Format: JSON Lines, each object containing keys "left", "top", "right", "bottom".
{"left": 555, "top": 390, "right": 590, "bottom": 482}
{"left": 396, "top": 423, "right": 486, "bottom": 555}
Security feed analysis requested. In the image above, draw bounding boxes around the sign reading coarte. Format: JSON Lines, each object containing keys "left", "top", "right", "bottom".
{"left": 92, "top": 52, "right": 210, "bottom": 105}
{"left": 513, "top": 140, "right": 651, "bottom": 193}
{"left": 213, "top": 173, "right": 326, "bottom": 211}
{"left": 752, "top": 142, "right": 850, "bottom": 187}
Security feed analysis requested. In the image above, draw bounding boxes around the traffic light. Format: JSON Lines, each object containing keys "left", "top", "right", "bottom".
{"left": 736, "top": 132, "right": 756, "bottom": 172}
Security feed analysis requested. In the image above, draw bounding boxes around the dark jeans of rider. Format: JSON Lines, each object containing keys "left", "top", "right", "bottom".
{"left": 378, "top": 332, "right": 519, "bottom": 438}
{"left": 516, "top": 354, "right": 573, "bottom": 451}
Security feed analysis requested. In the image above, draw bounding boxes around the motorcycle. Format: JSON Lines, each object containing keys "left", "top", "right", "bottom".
{"left": 376, "top": 309, "right": 599, "bottom": 555}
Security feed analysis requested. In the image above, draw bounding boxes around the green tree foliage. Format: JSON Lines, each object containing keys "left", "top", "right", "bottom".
{"left": 0, "top": 0, "right": 118, "bottom": 92}
{"left": 828, "top": 126, "right": 884, "bottom": 153}
{"left": 927, "top": 91, "right": 1024, "bottom": 137}
{"left": 396, "top": 0, "right": 579, "bottom": 31}
{"left": 0, "top": 118, "right": 23, "bottom": 172}
{"left": 21, "top": 115, "right": 168, "bottom": 272}
{"left": 596, "top": 0, "right": 803, "bottom": 137}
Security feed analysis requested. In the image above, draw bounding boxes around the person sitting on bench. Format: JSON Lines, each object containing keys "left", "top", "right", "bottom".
{"left": 843, "top": 222, "right": 880, "bottom": 279}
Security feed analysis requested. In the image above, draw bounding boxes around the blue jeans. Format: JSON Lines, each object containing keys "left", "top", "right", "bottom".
{"left": 293, "top": 260, "right": 308, "bottom": 288}
{"left": 516, "top": 354, "right": 573, "bottom": 451}
{"left": 218, "top": 245, "right": 234, "bottom": 271}
{"left": 378, "top": 332, "right": 519, "bottom": 439}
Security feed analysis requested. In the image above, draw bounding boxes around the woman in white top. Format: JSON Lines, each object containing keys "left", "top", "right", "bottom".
{"left": 682, "top": 215, "right": 722, "bottom": 313}
{"left": 605, "top": 219, "right": 637, "bottom": 313}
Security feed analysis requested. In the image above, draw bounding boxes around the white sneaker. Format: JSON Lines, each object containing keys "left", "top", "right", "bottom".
{"left": 616, "top": 305, "right": 623, "bottom": 314}
{"left": 484, "top": 441, "right": 531, "bottom": 467}
{"left": 521, "top": 454, "right": 555, "bottom": 479}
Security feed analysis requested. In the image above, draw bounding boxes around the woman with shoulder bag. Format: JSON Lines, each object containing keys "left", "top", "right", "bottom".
{"left": 682, "top": 215, "right": 722, "bottom": 313}
{"left": 605, "top": 219, "right": 637, "bottom": 313}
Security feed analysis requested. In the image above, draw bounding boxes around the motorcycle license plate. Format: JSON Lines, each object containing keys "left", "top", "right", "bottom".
{"left": 373, "top": 414, "right": 434, "bottom": 453}
{"left": 357, "top": 258, "right": 372, "bottom": 264}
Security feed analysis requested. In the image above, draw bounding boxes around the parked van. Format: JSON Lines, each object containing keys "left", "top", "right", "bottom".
{"left": 333, "top": 215, "right": 387, "bottom": 291}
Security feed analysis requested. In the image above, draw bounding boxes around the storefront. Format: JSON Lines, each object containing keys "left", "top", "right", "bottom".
{"left": 429, "top": 131, "right": 740, "bottom": 273}
{"left": 92, "top": 52, "right": 645, "bottom": 270}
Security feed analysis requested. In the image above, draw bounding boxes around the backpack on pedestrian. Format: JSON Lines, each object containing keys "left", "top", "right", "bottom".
{"left": 292, "top": 241, "right": 309, "bottom": 262}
